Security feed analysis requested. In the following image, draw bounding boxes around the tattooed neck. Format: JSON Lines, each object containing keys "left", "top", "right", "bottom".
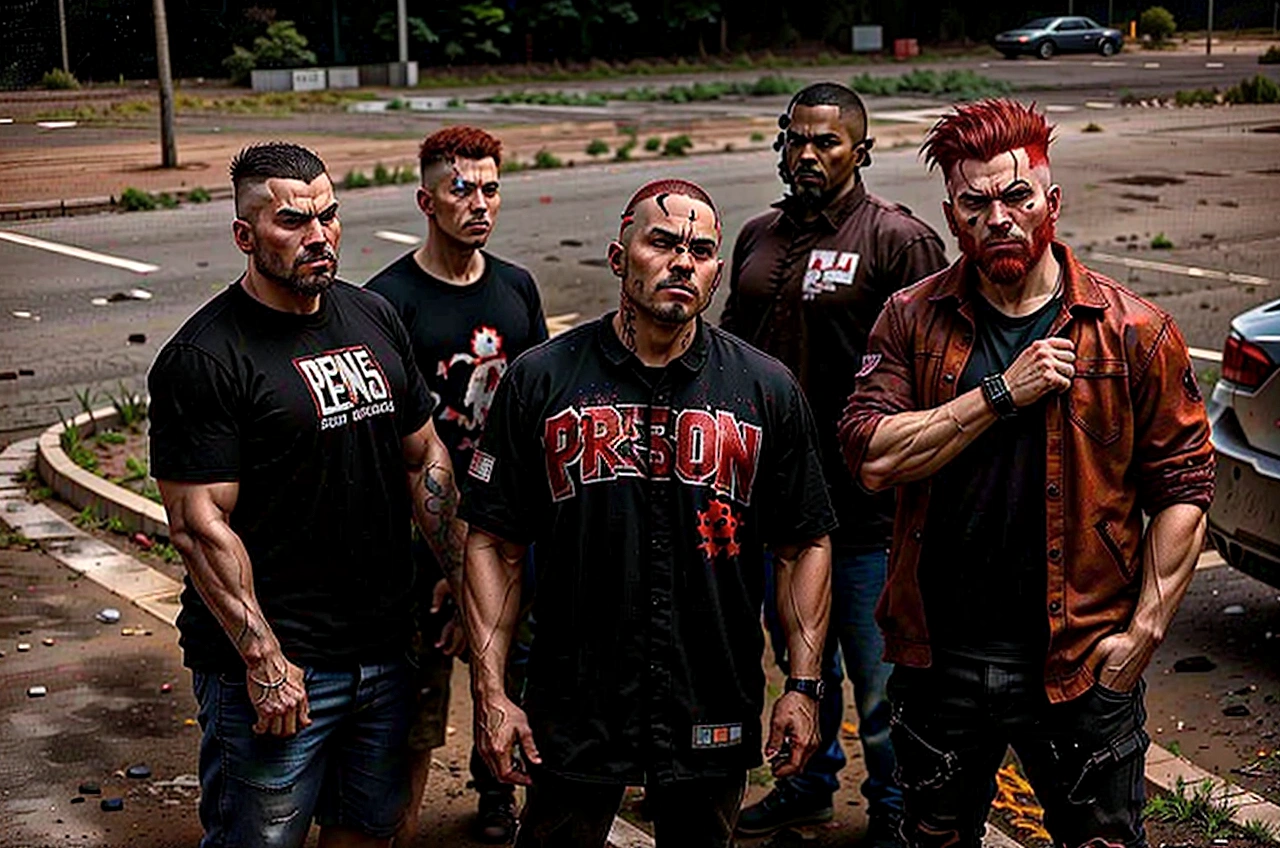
{"left": 619, "top": 296, "right": 639, "bottom": 353}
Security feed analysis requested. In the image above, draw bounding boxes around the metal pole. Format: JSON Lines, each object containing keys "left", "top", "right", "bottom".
{"left": 1068, "top": 0, "right": 1074, "bottom": 14}
{"left": 1108, "top": 0, "right": 1114, "bottom": 26}
{"left": 396, "top": 0, "right": 408, "bottom": 63}
{"left": 57, "top": 0, "right": 69, "bottom": 73}
{"left": 1207, "top": 0, "right": 1213, "bottom": 55}
{"left": 151, "top": 0, "right": 177, "bottom": 168}
{"left": 1273, "top": 1, "right": 1277, "bottom": 36}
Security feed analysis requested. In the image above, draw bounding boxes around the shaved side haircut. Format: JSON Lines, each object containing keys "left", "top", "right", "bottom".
{"left": 230, "top": 142, "right": 328, "bottom": 218}
{"left": 618, "top": 178, "right": 721, "bottom": 241}
{"left": 419, "top": 126, "right": 503, "bottom": 187}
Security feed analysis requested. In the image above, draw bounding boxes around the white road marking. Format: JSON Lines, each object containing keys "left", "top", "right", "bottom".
{"left": 0, "top": 118, "right": 13, "bottom": 125}
{"left": 0, "top": 230, "right": 159, "bottom": 275}
{"left": 35, "top": 120, "right": 77, "bottom": 129}
{"left": 1190, "top": 347, "right": 1224, "bottom": 363}
{"left": 1206, "top": 62, "right": 1225, "bottom": 68}
{"left": 1143, "top": 61, "right": 1161, "bottom": 68}
{"left": 1197, "top": 550, "right": 1226, "bottom": 570}
{"left": 374, "top": 230, "right": 420, "bottom": 245}
{"left": 546, "top": 312, "right": 581, "bottom": 337}
{"left": 1084, "top": 101, "right": 1118, "bottom": 109}
{"left": 1091, "top": 60, "right": 1127, "bottom": 67}
{"left": 1086, "top": 251, "right": 1270, "bottom": 287}
{"left": 1044, "top": 104, "right": 1078, "bottom": 113}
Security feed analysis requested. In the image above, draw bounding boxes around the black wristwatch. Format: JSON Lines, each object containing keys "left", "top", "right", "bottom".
{"left": 784, "top": 677, "right": 825, "bottom": 702}
{"left": 980, "top": 373, "right": 1018, "bottom": 419}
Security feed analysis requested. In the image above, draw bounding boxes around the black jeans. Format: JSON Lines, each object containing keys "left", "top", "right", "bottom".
{"left": 515, "top": 772, "right": 745, "bottom": 848}
{"left": 888, "top": 657, "right": 1148, "bottom": 848}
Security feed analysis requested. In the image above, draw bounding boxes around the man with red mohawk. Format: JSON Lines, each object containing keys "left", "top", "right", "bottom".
{"left": 462, "top": 178, "right": 837, "bottom": 847}
{"left": 839, "top": 99, "right": 1214, "bottom": 848}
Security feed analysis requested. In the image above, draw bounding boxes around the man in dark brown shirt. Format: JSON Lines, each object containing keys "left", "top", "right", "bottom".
{"left": 720, "top": 82, "right": 946, "bottom": 846}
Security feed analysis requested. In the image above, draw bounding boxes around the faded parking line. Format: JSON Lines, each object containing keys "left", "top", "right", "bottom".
{"left": 1189, "top": 347, "right": 1223, "bottom": 363}
{"left": 374, "top": 229, "right": 420, "bottom": 245}
{"left": 1086, "top": 251, "right": 1271, "bottom": 287}
{"left": 0, "top": 230, "right": 159, "bottom": 274}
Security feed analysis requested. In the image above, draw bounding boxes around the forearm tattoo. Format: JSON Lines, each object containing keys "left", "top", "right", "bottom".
{"left": 421, "top": 461, "right": 466, "bottom": 582}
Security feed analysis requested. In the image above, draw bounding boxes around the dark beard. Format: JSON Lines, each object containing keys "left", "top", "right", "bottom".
{"left": 254, "top": 243, "right": 338, "bottom": 296}
{"left": 959, "top": 218, "right": 1056, "bottom": 287}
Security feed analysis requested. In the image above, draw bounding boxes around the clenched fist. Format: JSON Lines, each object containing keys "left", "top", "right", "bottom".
{"left": 1003, "top": 337, "right": 1076, "bottom": 408}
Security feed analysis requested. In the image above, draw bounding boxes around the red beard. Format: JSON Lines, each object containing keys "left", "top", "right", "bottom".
{"left": 959, "top": 218, "right": 1055, "bottom": 286}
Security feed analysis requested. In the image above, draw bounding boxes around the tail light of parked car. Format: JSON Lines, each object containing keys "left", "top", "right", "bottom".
{"left": 1222, "top": 335, "right": 1276, "bottom": 390}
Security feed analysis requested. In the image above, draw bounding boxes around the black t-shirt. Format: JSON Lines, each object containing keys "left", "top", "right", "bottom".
{"left": 919, "top": 292, "right": 1062, "bottom": 665}
{"left": 461, "top": 316, "right": 837, "bottom": 785}
{"left": 148, "top": 280, "right": 436, "bottom": 671}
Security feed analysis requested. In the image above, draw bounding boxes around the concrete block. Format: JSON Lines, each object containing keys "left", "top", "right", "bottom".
{"left": 328, "top": 66, "right": 359, "bottom": 88}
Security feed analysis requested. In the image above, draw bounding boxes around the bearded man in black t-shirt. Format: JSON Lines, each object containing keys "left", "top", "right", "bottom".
{"left": 461, "top": 179, "right": 837, "bottom": 848}
{"left": 148, "top": 142, "right": 468, "bottom": 848}
{"left": 366, "top": 126, "right": 547, "bottom": 845}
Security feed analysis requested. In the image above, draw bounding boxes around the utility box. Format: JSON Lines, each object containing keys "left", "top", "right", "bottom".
{"left": 327, "top": 67, "right": 359, "bottom": 89}
{"left": 893, "top": 38, "right": 920, "bottom": 60}
{"left": 359, "top": 61, "right": 418, "bottom": 88}
{"left": 852, "top": 26, "right": 884, "bottom": 53}
{"left": 291, "top": 68, "right": 326, "bottom": 91}
{"left": 250, "top": 68, "right": 326, "bottom": 92}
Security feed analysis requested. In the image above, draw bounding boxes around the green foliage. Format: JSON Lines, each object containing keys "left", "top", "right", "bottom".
{"left": 119, "top": 187, "right": 156, "bottom": 212}
{"left": 30, "top": 486, "right": 53, "bottom": 502}
{"left": 73, "top": 506, "right": 104, "bottom": 530}
{"left": 151, "top": 542, "right": 183, "bottom": 564}
{"left": 120, "top": 455, "right": 149, "bottom": 483}
{"left": 105, "top": 515, "right": 128, "bottom": 534}
{"left": 386, "top": 97, "right": 409, "bottom": 110}
{"left": 1243, "top": 818, "right": 1279, "bottom": 843}
{"left": 374, "top": 12, "right": 439, "bottom": 47}
{"left": 750, "top": 131, "right": 765, "bottom": 142}
{"left": 1166, "top": 740, "right": 1182, "bottom": 757}
{"left": 1175, "top": 87, "right": 1220, "bottom": 106}
{"left": 487, "top": 90, "right": 607, "bottom": 106}
{"left": 849, "top": 69, "right": 1011, "bottom": 101}
{"left": 74, "top": 386, "right": 98, "bottom": 432}
{"left": 42, "top": 68, "right": 79, "bottom": 90}
{"left": 585, "top": 138, "right": 609, "bottom": 157}
{"left": 95, "top": 430, "right": 127, "bottom": 447}
{"left": 222, "top": 20, "right": 316, "bottom": 85}
{"left": 662, "top": 134, "right": 694, "bottom": 157}
{"left": 156, "top": 192, "right": 179, "bottom": 209}
{"left": 343, "top": 170, "right": 372, "bottom": 190}
{"left": 533, "top": 149, "right": 563, "bottom": 169}
{"left": 1151, "top": 233, "right": 1174, "bottom": 249}
{"left": 1139, "top": 7, "right": 1177, "bottom": 43}
{"left": 57, "top": 410, "right": 98, "bottom": 472}
{"left": 614, "top": 138, "right": 636, "bottom": 161}
{"left": 397, "top": 166, "right": 418, "bottom": 184}
{"left": 0, "top": 529, "right": 36, "bottom": 550}
{"left": 644, "top": 136, "right": 662, "bottom": 151}
{"left": 186, "top": 186, "right": 212, "bottom": 203}
{"left": 141, "top": 478, "right": 163, "bottom": 505}
{"left": 1144, "top": 776, "right": 1237, "bottom": 835}
{"left": 484, "top": 76, "right": 799, "bottom": 108}
{"left": 107, "top": 382, "right": 147, "bottom": 430}
{"left": 373, "top": 162, "right": 394, "bottom": 185}
{"left": 1261, "top": 46, "right": 1280, "bottom": 65}
{"left": 500, "top": 157, "right": 528, "bottom": 173}
{"left": 222, "top": 45, "right": 256, "bottom": 86}
{"left": 447, "top": 97, "right": 467, "bottom": 108}
{"left": 1226, "top": 75, "right": 1280, "bottom": 104}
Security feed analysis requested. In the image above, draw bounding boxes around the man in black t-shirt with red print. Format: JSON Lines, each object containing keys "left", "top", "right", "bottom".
{"left": 461, "top": 179, "right": 837, "bottom": 848}
{"left": 366, "top": 125, "right": 547, "bottom": 845}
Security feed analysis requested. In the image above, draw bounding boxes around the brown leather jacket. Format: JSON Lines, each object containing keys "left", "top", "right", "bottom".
{"left": 838, "top": 243, "right": 1215, "bottom": 702}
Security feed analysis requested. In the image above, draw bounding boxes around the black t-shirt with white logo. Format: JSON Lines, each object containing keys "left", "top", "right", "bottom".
{"left": 461, "top": 315, "right": 837, "bottom": 785}
{"left": 148, "top": 280, "right": 436, "bottom": 671}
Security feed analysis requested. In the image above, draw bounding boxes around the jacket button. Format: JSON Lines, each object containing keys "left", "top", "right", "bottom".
{"left": 943, "top": 373, "right": 955, "bottom": 383}
{"left": 1048, "top": 548, "right": 1061, "bottom": 561}
{"left": 911, "top": 528, "right": 923, "bottom": 542}
{"left": 1049, "top": 600, "right": 1062, "bottom": 613}
{"left": 1047, "top": 483, "right": 1060, "bottom": 498}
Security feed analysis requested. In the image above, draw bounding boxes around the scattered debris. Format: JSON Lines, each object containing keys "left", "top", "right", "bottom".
{"left": 125, "top": 764, "right": 151, "bottom": 779}
{"left": 1223, "top": 704, "right": 1251, "bottom": 717}
{"left": 90, "top": 297, "right": 109, "bottom": 306}
{"left": 106, "top": 289, "right": 153, "bottom": 303}
{"left": 0, "top": 372, "right": 16, "bottom": 381}
{"left": 70, "top": 796, "right": 85, "bottom": 804}
{"left": 160, "top": 682, "right": 173, "bottom": 694}
{"left": 127, "top": 333, "right": 147, "bottom": 345}
{"left": 132, "top": 532, "right": 153, "bottom": 550}
{"left": 1222, "top": 604, "right": 1245, "bottom": 615}
{"left": 182, "top": 718, "right": 197, "bottom": 727}
{"left": 78, "top": 782, "right": 101, "bottom": 795}
{"left": 559, "top": 239, "right": 584, "bottom": 247}
{"left": 538, "top": 196, "right": 552, "bottom": 204}
{"left": 18, "top": 368, "right": 33, "bottom": 376}
{"left": 42, "top": 637, "right": 54, "bottom": 646}
{"left": 1173, "top": 656, "right": 1216, "bottom": 673}
{"left": 153, "top": 774, "right": 199, "bottom": 789}
{"left": 99, "top": 798, "right": 124, "bottom": 812}
{"left": 1233, "top": 684, "right": 1257, "bottom": 695}
{"left": 13, "top": 310, "right": 33, "bottom": 318}
{"left": 27, "top": 685, "right": 47, "bottom": 697}
{"left": 96, "top": 608, "right": 121, "bottom": 624}
{"left": 16, "top": 642, "right": 31, "bottom": 652}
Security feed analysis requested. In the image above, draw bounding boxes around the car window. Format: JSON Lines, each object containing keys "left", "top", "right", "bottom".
{"left": 1059, "top": 19, "right": 1084, "bottom": 30}
{"left": 1024, "top": 17, "right": 1055, "bottom": 29}
{"left": 1083, "top": 18, "right": 1102, "bottom": 29}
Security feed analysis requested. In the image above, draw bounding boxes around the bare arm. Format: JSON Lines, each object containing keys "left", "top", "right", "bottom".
{"left": 404, "top": 418, "right": 468, "bottom": 594}
{"left": 158, "top": 478, "right": 309, "bottom": 736}
{"left": 766, "top": 535, "right": 832, "bottom": 777}
{"left": 464, "top": 527, "right": 540, "bottom": 784}
{"left": 1093, "top": 503, "right": 1207, "bottom": 692}
{"left": 860, "top": 337, "right": 1077, "bottom": 491}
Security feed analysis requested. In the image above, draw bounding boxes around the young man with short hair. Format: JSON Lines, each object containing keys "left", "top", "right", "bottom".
{"left": 366, "top": 125, "right": 546, "bottom": 845}
{"left": 462, "top": 179, "right": 837, "bottom": 848}
{"left": 840, "top": 100, "right": 1215, "bottom": 848}
{"left": 150, "top": 142, "right": 467, "bottom": 848}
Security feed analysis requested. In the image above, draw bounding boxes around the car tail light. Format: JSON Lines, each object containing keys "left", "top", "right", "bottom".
{"left": 1222, "top": 335, "right": 1275, "bottom": 390}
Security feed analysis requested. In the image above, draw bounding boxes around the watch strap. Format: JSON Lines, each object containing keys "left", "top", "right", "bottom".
{"left": 980, "top": 372, "right": 1018, "bottom": 419}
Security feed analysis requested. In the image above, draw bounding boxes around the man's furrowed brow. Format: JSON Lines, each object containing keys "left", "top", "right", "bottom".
{"left": 277, "top": 201, "right": 338, "bottom": 220}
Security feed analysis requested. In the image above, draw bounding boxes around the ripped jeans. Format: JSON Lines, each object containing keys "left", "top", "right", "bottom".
{"left": 888, "top": 658, "right": 1148, "bottom": 848}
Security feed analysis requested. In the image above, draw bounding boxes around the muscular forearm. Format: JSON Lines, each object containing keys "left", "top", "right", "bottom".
{"left": 408, "top": 441, "right": 468, "bottom": 593}
{"left": 860, "top": 388, "right": 996, "bottom": 490}
{"left": 1131, "top": 503, "right": 1207, "bottom": 644}
{"left": 462, "top": 530, "right": 526, "bottom": 699}
{"left": 773, "top": 536, "right": 832, "bottom": 679}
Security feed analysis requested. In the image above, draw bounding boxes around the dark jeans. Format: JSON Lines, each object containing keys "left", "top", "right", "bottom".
{"left": 763, "top": 548, "right": 901, "bottom": 818}
{"left": 516, "top": 772, "right": 746, "bottom": 848}
{"left": 888, "top": 658, "right": 1149, "bottom": 848}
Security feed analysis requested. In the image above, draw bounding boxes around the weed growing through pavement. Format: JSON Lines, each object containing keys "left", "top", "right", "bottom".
{"left": 1145, "top": 777, "right": 1239, "bottom": 837}
{"left": 187, "top": 187, "right": 212, "bottom": 203}
{"left": 0, "top": 530, "right": 36, "bottom": 549}
{"left": 151, "top": 542, "right": 183, "bottom": 565}
{"left": 1167, "top": 740, "right": 1182, "bottom": 757}
{"left": 30, "top": 486, "right": 53, "bottom": 502}
{"left": 73, "top": 506, "right": 104, "bottom": 531}
{"left": 119, "top": 187, "right": 157, "bottom": 212}
{"left": 106, "top": 382, "right": 147, "bottom": 430}
{"left": 1151, "top": 233, "right": 1174, "bottom": 250}
{"left": 1244, "top": 819, "right": 1279, "bottom": 843}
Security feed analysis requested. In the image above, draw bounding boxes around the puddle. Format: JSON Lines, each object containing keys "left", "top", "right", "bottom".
{"left": 1109, "top": 174, "right": 1186, "bottom": 187}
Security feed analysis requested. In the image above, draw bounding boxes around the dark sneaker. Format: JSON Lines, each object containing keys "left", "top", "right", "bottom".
{"left": 861, "top": 813, "right": 907, "bottom": 848}
{"left": 735, "top": 786, "right": 834, "bottom": 837}
{"left": 473, "top": 791, "right": 517, "bottom": 844}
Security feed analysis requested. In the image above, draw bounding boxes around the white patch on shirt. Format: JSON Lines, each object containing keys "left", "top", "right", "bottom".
{"left": 469, "top": 449, "right": 496, "bottom": 483}
{"left": 856, "top": 353, "right": 882, "bottom": 378}
{"left": 802, "top": 250, "right": 860, "bottom": 300}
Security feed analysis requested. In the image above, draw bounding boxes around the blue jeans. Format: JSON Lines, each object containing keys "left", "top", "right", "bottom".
{"left": 193, "top": 660, "right": 413, "bottom": 848}
{"left": 764, "top": 547, "right": 901, "bottom": 818}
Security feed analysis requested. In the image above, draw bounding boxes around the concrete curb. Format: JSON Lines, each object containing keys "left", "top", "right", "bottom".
{"left": 1146, "top": 740, "right": 1280, "bottom": 829}
{"left": 35, "top": 404, "right": 169, "bottom": 539}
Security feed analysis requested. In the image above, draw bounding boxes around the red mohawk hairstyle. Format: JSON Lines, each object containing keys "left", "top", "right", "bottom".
{"left": 618, "top": 178, "right": 721, "bottom": 240}
{"left": 920, "top": 99, "right": 1054, "bottom": 179}
{"left": 419, "top": 126, "right": 502, "bottom": 176}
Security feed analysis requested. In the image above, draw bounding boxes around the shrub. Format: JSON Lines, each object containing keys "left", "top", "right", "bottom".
{"left": 500, "top": 157, "right": 528, "bottom": 173}
{"left": 644, "top": 136, "right": 662, "bottom": 151}
{"left": 1261, "top": 45, "right": 1280, "bottom": 65}
{"left": 186, "top": 186, "right": 212, "bottom": 203}
{"left": 342, "top": 170, "right": 371, "bottom": 189}
{"left": 1151, "top": 232, "right": 1174, "bottom": 249}
{"left": 533, "top": 149, "right": 563, "bottom": 169}
{"left": 42, "top": 68, "right": 79, "bottom": 90}
{"left": 222, "top": 45, "right": 256, "bottom": 86}
{"left": 118, "top": 187, "right": 156, "bottom": 212}
{"left": 221, "top": 20, "right": 317, "bottom": 87}
{"left": 156, "top": 192, "right": 179, "bottom": 209}
{"left": 662, "top": 134, "right": 694, "bottom": 157}
{"left": 1225, "top": 74, "right": 1280, "bottom": 104}
{"left": 750, "top": 131, "right": 765, "bottom": 142}
{"left": 1139, "top": 7, "right": 1177, "bottom": 43}
{"left": 585, "top": 138, "right": 609, "bottom": 157}
{"left": 395, "top": 166, "right": 418, "bottom": 184}
{"left": 373, "top": 162, "right": 395, "bottom": 185}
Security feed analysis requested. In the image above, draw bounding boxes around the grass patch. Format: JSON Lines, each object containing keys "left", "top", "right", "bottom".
{"left": 106, "top": 382, "right": 147, "bottom": 430}
{"left": 533, "top": 149, "right": 563, "bottom": 169}
{"left": 644, "top": 136, "right": 662, "bottom": 152}
{"left": 1151, "top": 232, "right": 1174, "bottom": 249}
{"left": 0, "top": 529, "right": 36, "bottom": 550}
{"left": 42, "top": 68, "right": 80, "bottom": 89}
{"left": 750, "top": 131, "right": 766, "bottom": 142}
{"left": 849, "top": 69, "right": 1011, "bottom": 100}
{"left": 662, "top": 134, "right": 694, "bottom": 157}
{"left": 118, "top": 187, "right": 156, "bottom": 212}
{"left": 585, "top": 138, "right": 609, "bottom": 157}
{"left": 343, "top": 169, "right": 372, "bottom": 190}
{"left": 186, "top": 186, "right": 212, "bottom": 203}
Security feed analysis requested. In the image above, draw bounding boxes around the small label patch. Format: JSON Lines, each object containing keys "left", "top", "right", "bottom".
{"left": 856, "top": 353, "right": 882, "bottom": 378}
{"left": 691, "top": 723, "right": 743, "bottom": 749}
{"left": 469, "top": 450, "right": 496, "bottom": 483}
{"left": 802, "top": 250, "right": 860, "bottom": 300}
